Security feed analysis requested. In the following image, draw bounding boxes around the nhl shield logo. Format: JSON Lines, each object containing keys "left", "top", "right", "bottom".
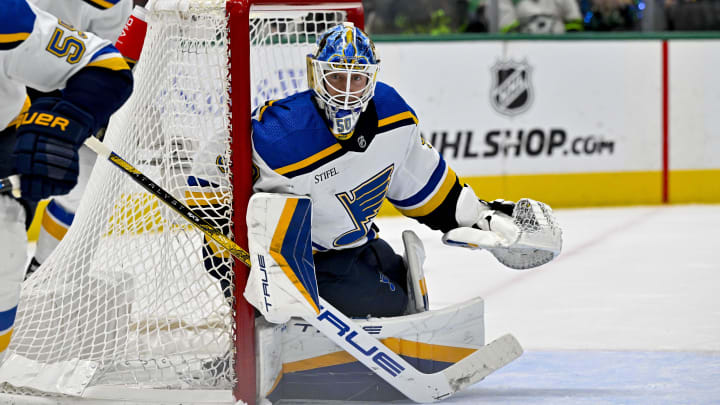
{"left": 490, "top": 59, "right": 533, "bottom": 116}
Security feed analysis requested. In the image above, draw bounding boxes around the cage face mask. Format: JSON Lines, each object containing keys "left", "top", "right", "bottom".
{"left": 307, "top": 23, "right": 379, "bottom": 140}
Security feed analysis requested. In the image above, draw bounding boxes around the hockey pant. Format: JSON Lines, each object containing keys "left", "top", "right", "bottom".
{"left": 313, "top": 238, "right": 408, "bottom": 318}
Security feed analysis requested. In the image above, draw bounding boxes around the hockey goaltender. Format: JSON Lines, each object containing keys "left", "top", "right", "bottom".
{"left": 243, "top": 22, "right": 563, "bottom": 403}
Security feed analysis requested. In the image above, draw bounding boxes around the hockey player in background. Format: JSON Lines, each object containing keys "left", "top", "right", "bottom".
{"left": 23, "top": 0, "right": 132, "bottom": 277}
{"left": 29, "top": 0, "right": 132, "bottom": 43}
{"left": 0, "top": 0, "right": 133, "bottom": 360}
{"left": 249, "top": 23, "right": 539, "bottom": 318}
{"left": 493, "top": 0, "right": 584, "bottom": 33}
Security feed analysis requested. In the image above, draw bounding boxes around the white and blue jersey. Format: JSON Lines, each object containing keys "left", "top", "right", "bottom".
{"left": 252, "top": 82, "right": 462, "bottom": 253}
{"left": 0, "top": 0, "right": 130, "bottom": 129}
{"left": 29, "top": 0, "right": 132, "bottom": 42}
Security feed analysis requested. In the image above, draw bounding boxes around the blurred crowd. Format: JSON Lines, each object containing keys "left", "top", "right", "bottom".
{"left": 362, "top": 0, "right": 720, "bottom": 34}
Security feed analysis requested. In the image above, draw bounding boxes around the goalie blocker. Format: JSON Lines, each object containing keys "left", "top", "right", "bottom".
{"left": 245, "top": 193, "right": 522, "bottom": 402}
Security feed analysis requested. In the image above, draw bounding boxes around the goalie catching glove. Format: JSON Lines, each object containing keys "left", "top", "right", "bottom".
{"left": 443, "top": 186, "right": 563, "bottom": 270}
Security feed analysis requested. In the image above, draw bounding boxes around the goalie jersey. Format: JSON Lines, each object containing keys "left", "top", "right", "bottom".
{"left": 0, "top": 0, "right": 130, "bottom": 129}
{"left": 252, "top": 82, "right": 463, "bottom": 253}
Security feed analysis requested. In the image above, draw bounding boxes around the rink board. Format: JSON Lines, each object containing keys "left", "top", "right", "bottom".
{"left": 374, "top": 38, "right": 720, "bottom": 209}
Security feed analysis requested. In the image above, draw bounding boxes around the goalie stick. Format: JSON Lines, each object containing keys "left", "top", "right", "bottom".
{"left": 1, "top": 136, "right": 523, "bottom": 402}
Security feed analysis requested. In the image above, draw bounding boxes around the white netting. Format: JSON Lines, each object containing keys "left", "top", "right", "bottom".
{"left": 0, "top": 1, "right": 349, "bottom": 401}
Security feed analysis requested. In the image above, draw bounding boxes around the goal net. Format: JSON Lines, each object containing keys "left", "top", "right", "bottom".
{"left": 0, "top": 1, "right": 363, "bottom": 404}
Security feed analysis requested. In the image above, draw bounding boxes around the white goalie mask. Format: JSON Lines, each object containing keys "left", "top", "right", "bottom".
{"left": 307, "top": 23, "right": 380, "bottom": 140}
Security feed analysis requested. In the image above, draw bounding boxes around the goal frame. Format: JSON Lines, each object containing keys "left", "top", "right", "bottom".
{"left": 227, "top": 2, "right": 364, "bottom": 403}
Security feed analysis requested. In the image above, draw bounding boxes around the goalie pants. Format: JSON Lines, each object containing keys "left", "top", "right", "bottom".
{"left": 313, "top": 238, "right": 408, "bottom": 318}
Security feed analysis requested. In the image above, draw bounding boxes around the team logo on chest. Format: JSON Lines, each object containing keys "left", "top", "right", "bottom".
{"left": 333, "top": 165, "right": 394, "bottom": 246}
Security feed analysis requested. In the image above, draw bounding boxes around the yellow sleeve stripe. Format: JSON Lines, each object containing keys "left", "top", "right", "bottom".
{"left": 87, "top": 56, "right": 130, "bottom": 71}
{"left": 0, "top": 33, "right": 30, "bottom": 43}
{"left": 269, "top": 199, "right": 321, "bottom": 314}
{"left": 378, "top": 111, "right": 418, "bottom": 128}
{"left": 41, "top": 210, "right": 70, "bottom": 241}
{"left": 398, "top": 166, "right": 457, "bottom": 217}
{"left": 275, "top": 143, "right": 342, "bottom": 176}
{"left": 0, "top": 328, "right": 13, "bottom": 352}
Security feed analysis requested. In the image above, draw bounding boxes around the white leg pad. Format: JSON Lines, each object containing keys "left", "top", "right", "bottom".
{"left": 256, "top": 296, "right": 487, "bottom": 402}
{"left": 245, "top": 193, "right": 319, "bottom": 324}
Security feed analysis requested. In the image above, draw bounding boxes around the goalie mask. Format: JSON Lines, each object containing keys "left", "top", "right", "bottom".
{"left": 307, "top": 22, "right": 379, "bottom": 140}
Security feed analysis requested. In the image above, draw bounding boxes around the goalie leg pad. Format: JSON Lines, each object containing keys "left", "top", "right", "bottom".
{"left": 245, "top": 193, "right": 320, "bottom": 324}
{"left": 256, "top": 296, "right": 486, "bottom": 402}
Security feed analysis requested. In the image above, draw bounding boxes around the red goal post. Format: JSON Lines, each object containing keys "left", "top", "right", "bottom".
{"left": 0, "top": 1, "right": 363, "bottom": 405}
{"left": 228, "top": 2, "right": 364, "bottom": 403}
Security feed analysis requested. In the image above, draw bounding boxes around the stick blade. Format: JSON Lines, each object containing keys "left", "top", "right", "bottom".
{"left": 441, "top": 333, "right": 523, "bottom": 396}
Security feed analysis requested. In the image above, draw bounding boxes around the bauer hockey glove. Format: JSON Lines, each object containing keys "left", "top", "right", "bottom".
{"left": 13, "top": 98, "right": 94, "bottom": 201}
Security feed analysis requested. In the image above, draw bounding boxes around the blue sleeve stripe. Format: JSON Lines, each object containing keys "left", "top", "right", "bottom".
{"left": 1, "top": 0, "right": 36, "bottom": 36}
{"left": 0, "top": 307, "right": 18, "bottom": 332}
{"left": 388, "top": 158, "right": 447, "bottom": 208}
{"left": 88, "top": 45, "right": 130, "bottom": 71}
{"left": 394, "top": 166, "right": 458, "bottom": 218}
{"left": 90, "top": 44, "right": 121, "bottom": 61}
{"left": 47, "top": 199, "right": 76, "bottom": 227}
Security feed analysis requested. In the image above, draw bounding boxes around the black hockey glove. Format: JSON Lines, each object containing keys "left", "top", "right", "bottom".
{"left": 13, "top": 98, "right": 94, "bottom": 201}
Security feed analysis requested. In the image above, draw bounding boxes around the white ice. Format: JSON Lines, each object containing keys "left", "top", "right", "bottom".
{"left": 369, "top": 204, "right": 720, "bottom": 404}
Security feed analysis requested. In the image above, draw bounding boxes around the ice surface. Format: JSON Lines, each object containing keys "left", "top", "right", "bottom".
{"left": 22, "top": 204, "right": 718, "bottom": 404}
{"left": 358, "top": 204, "right": 720, "bottom": 405}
